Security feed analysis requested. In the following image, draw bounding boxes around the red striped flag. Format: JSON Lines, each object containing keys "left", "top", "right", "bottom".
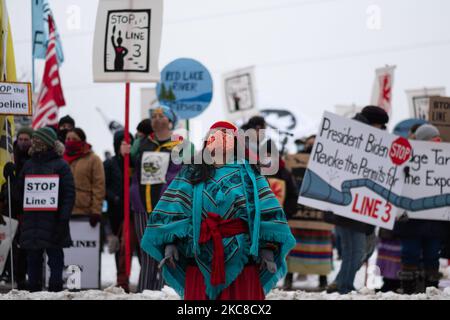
{"left": 32, "top": 15, "right": 65, "bottom": 129}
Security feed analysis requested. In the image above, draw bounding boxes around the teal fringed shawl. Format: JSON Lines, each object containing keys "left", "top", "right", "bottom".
{"left": 141, "top": 161, "right": 296, "bottom": 299}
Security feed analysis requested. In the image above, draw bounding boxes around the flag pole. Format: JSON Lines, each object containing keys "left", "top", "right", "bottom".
{"left": 124, "top": 82, "right": 131, "bottom": 277}
{"left": 31, "top": 0, "right": 35, "bottom": 91}
{"left": 5, "top": 119, "right": 14, "bottom": 290}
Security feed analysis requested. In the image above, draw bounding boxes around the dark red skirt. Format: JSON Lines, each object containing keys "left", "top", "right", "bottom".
{"left": 184, "top": 264, "right": 265, "bottom": 300}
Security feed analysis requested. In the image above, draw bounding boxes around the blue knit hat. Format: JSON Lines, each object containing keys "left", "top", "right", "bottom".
{"left": 149, "top": 105, "right": 178, "bottom": 128}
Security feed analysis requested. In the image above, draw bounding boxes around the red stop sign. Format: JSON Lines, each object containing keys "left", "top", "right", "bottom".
{"left": 389, "top": 137, "right": 412, "bottom": 165}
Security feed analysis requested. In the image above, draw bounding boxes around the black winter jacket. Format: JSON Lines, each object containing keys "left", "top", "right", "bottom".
{"left": 16, "top": 149, "right": 75, "bottom": 249}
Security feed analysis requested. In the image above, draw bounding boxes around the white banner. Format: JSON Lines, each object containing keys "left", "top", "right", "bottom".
{"left": 23, "top": 175, "right": 59, "bottom": 211}
{"left": 406, "top": 87, "right": 446, "bottom": 120}
{"left": 92, "top": 0, "right": 163, "bottom": 83}
{"left": 0, "top": 82, "right": 32, "bottom": 116}
{"left": 298, "top": 112, "right": 409, "bottom": 230}
{"left": 0, "top": 217, "right": 18, "bottom": 275}
{"left": 223, "top": 66, "right": 258, "bottom": 121}
{"left": 370, "top": 65, "right": 396, "bottom": 115}
{"left": 45, "top": 219, "right": 101, "bottom": 289}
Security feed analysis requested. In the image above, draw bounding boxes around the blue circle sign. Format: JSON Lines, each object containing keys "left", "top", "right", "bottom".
{"left": 156, "top": 58, "right": 213, "bottom": 120}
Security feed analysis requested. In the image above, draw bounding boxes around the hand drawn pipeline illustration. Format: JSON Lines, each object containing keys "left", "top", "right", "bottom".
{"left": 300, "top": 169, "right": 450, "bottom": 212}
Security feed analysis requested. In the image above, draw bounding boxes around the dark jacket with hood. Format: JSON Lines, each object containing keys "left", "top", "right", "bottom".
{"left": 103, "top": 131, "right": 134, "bottom": 235}
{"left": 16, "top": 141, "right": 75, "bottom": 249}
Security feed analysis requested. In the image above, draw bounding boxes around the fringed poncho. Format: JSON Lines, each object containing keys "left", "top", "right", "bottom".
{"left": 141, "top": 160, "right": 296, "bottom": 299}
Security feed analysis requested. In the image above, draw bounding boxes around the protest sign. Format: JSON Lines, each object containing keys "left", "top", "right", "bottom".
{"left": 406, "top": 87, "right": 446, "bottom": 120}
{"left": 298, "top": 112, "right": 408, "bottom": 230}
{"left": 23, "top": 175, "right": 59, "bottom": 211}
{"left": 223, "top": 66, "right": 258, "bottom": 121}
{"left": 0, "top": 217, "right": 18, "bottom": 275}
{"left": 370, "top": 65, "right": 396, "bottom": 115}
{"left": 45, "top": 218, "right": 101, "bottom": 289}
{"left": 141, "top": 151, "right": 170, "bottom": 185}
{"left": 334, "top": 104, "right": 363, "bottom": 119}
{"left": 140, "top": 87, "right": 158, "bottom": 120}
{"left": 285, "top": 153, "right": 333, "bottom": 231}
{"left": 429, "top": 96, "right": 450, "bottom": 142}
{"left": 0, "top": 82, "right": 32, "bottom": 116}
{"left": 157, "top": 58, "right": 213, "bottom": 119}
{"left": 402, "top": 140, "right": 450, "bottom": 221}
{"left": 92, "top": 0, "right": 163, "bottom": 82}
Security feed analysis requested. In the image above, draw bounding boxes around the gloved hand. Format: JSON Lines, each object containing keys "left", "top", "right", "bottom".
{"left": 3, "top": 162, "right": 15, "bottom": 181}
{"left": 158, "top": 244, "right": 179, "bottom": 269}
{"left": 259, "top": 249, "right": 277, "bottom": 273}
{"left": 107, "top": 235, "right": 120, "bottom": 254}
{"left": 89, "top": 213, "right": 101, "bottom": 227}
{"left": 53, "top": 220, "right": 69, "bottom": 244}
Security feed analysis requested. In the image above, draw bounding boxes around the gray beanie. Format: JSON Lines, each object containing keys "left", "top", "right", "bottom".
{"left": 414, "top": 124, "right": 440, "bottom": 141}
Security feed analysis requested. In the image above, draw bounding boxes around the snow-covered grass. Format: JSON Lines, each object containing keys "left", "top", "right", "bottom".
{"left": 1, "top": 248, "right": 449, "bottom": 300}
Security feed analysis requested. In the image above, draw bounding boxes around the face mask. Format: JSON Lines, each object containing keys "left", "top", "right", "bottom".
{"left": 31, "top": 138, "right": 49, "bottom": 153}
{"left": 65, "top": 140, "right": 85, "bottom": 155}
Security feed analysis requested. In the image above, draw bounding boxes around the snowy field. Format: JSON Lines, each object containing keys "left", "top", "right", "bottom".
{"left": 1, "top": 249, "right": 450, "bottom": 300}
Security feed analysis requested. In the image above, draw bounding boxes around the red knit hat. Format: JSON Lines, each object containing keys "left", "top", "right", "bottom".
{"left": 209, "top": 121, "right": 238, "bottom": 133}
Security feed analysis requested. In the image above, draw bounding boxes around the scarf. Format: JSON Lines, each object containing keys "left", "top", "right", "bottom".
{"left": 64, "top": 141, "right": 91, "bottom": 163}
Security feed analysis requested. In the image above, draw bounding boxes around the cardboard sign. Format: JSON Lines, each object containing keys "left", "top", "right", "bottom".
{"left": 45, "top": 218, "right": 101, "bottom": 289}
{"left": 429, "top": 96, "right": 450, "bottom": 142}
{"left": 223, "top": 67, "right": 258, "bottom": 121}
{"left": 92, "top": 0, "right": 163, "bottom": 82}
{"left": 298, "top": 112, "right": 407, "bottom": 230}
{"left": 23, "top": 175, "right": 59, "bottom": 211}
{"left": 141, "top": 151, "right": 170, "bottom": 185}
{"left": 370, "top": 65, "right": 396, "bottom": 115}
{"left": 0, "top": 217, "right": 18, "bottom": 275}
{"left": 156, "top": 58, "right": 213, "bottom": 119}
{"left": 0, "top": 82, "right": 32, "bottom": 116}
{"left": 406, "top": 87, "right": 446, "bottom": 120}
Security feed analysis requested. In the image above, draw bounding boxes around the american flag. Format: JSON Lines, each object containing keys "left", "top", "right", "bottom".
{"left": 32, "top": 15, "right": 65, "bottom": 129}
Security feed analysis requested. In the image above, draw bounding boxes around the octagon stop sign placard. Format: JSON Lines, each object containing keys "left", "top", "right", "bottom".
{"left": 389, "top": 137, "right": 412, "bottom": 165}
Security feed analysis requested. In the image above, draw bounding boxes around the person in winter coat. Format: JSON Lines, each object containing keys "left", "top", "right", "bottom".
{"left": 0, "top": 127, "right": 34, "bottom": 289}
{"left": 58, "top": 115, "right": 75, "bottom": 143}
{"left": 64, "top": 128, "right": 105, "bottom": 227}
{"left": 326, "top": 106, "right": 389, "bottom": 294}
{"left": 140, "top": 121, "right": 296, "bottom": 300}
{"left": 121, "top": 105, "right": 184, "bottom": 292}
{"left": 16, "top": 127, "right": 75, "bottom": 292}
{"left": 395, "top": 124, "right": 448, "bottom": 294}
{"left": 103, "top": 130, "right": 140, "bottom": 293}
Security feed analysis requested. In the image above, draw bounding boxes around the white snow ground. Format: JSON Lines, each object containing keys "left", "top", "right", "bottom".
{"left": 1, "top": 248, "right": 450, "bottom": 300}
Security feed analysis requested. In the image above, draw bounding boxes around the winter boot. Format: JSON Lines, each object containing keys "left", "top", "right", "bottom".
{"left": 397, "top": 266, "right": 419, "bottom": 294}
{"left": 282, "top": 273, "right": 293, "bottom": 290}
{"left": 318, "top": 275, "right": 328, "bottom": 289}
{"left": 424, "top": 268, "right": 441, "bottom": 290}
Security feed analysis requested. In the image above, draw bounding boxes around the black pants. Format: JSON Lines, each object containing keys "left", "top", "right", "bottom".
{"left": 26, "top": 248, "right": 64, "bottom": 292}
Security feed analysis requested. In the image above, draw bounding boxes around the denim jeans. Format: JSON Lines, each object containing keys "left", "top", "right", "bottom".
{"left": 27, "top": 248, "right": 64, "bottom": 292}
{"left": 401, "top": 237, "right": 442, "bottom": 270}
{"left": 334, "top": 226, "right": 366, "bottom": 294}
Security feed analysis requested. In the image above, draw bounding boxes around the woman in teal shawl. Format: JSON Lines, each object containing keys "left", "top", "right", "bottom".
{"left": 141, "top": 121, "right": 295, "bottom": 300}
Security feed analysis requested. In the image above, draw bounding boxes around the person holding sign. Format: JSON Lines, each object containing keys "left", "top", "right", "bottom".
{"left": 140, "top": 121, "right": 295, "bottom": 300}
{"left": 395, "top": 124, "right": 448, "bottom": 294}
{"left": 15, "top": 127, "right": 75, "bottom": 292}
{"left": 122, "top": 105, "right": 183, "bottom": 292}
{"left": 325, "top": 106, "right": 389, "bottom": 294}
{"left": 64, "top": 128, "right": 105, "bottom": 227}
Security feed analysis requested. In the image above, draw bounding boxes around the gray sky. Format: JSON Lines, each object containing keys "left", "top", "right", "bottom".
{"left": 6, "top": 0, "right": 450, "bottom": 157}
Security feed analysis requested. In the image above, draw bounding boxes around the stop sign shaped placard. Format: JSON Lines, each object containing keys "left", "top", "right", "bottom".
{"left": 389, "top": 137, "right": 412, "bottom": 165}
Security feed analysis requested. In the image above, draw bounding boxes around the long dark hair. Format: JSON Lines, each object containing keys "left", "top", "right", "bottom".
{"left": 187, "top": 136, "right": 260, "bottom": 185}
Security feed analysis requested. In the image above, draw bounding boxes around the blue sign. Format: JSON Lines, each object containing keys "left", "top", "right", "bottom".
{"left": 393, "top": 118, "right": 427, "bottom": 138}
{"left": 157, "top": 58, "right": 213, "bottom": 119}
